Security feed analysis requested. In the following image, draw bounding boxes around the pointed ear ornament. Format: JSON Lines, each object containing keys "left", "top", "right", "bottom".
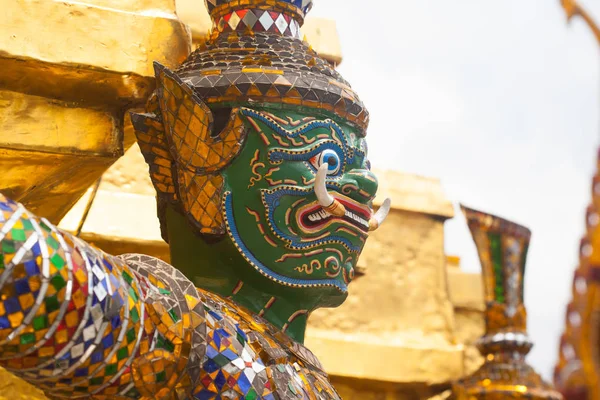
{"left": 131, "top": 62, "right": 249, "bottom": 237}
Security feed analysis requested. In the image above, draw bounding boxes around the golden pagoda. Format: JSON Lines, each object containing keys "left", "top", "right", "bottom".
{"left": 0, "top": 0, "right": 191, "bottom": 223}
{"left": 553, "top": 158, "right": 600, "bottom": 400}
{"left": 554, "top": 1, "right": 600, "bottom": 399}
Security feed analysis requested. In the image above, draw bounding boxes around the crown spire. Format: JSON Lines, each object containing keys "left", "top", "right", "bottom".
{"left": 206, "top": 0, "right": 313, "bottom": 38}
{"left": 173, "top": 0, "right": 368, "bottom": 133}
{"left": 205, "top": 0, "right": 313, "bottom": 17}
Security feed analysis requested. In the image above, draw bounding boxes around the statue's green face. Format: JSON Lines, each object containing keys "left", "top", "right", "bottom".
{"left": 222, "top": 107, "right": 377, "bottom": 299}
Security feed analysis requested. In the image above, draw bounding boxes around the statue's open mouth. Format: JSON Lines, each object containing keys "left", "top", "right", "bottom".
{"left": 312, "top": 164, "right": 390, "bottom": 232}
{"left": 297, "top": 195, "right": 371, "bottom": 234}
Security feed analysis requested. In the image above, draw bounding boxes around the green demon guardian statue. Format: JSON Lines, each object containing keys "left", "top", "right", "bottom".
{"left": 0, "top": 0, "right": 390, "bottom": 398}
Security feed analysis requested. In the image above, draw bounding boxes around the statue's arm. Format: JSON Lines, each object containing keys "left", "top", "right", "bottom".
{"left": 0, "top": 193, "right": 195, "bottom": 399}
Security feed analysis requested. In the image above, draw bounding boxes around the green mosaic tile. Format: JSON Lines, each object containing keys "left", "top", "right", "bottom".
{"left": 11, "top": 228, "right": 26, "bottom": 242}
{"left": 246, "top": 388, "right": 258, "bottom": 400}
{"left": 163, "top": 338, "right": 175, "bottom": 352}
{"left": 122, "top": 271, "right": 133, "bottom": 285}
{"left": 488, "top": 233, "right": 505, "bottom": 303}
{"left": 45, "top": 295, "right": 60, "bottom": 313}
{"left": 168, "top": 308, "right": 180, "bottom": 323}
{"left": 288, "top": 382, "right": 297, "bottom": 394}
{"left": 22, "top": 218, "right": 33, "bottom": 231}
{"left": 126, "top": 328, "right": 136, "bottom": 344}
{"left": 117, "top": 346, "right": 129, "bottom": 361}
{"left": 130, "top": 307, "right": 139, "bottom": 323}
{"left": 156, "top": 370, "right": 166, "bottom": 383}
{"left": 50, "top": 253, "right": 65, "bottom": 269}
{"left": 51, "top": 275, "right": 67, "bottom": 291}
{"left": 46, "top": 235, "right": 59, "bottom": 250}
{"left": 520, "top": 243, "right": 529, "bottom": 301}
{"left": 213, "top": 353, "right": 229, "bottom": 367}
{"left": 90, "top": 376, "right": 104, "bottom": 386}
{"left": 2, "top": 239, "right": 15, "bottom": 254}
{"left": 40, "top": 221, "right": 52, "bottom": 233}
{"left": 105, "top": 363, "right": 118, "bottom": 376}
{"left": 237, "top": 332, "right": 245, "bottom": 345}
{"left": 32, "top": 315, "right": 48, "bottom": 331}
{"left": 129, "top": 287, "right": 138, "bottom": 302}
{"left": 20, "top": 332, "right": 35, "bottom": 345}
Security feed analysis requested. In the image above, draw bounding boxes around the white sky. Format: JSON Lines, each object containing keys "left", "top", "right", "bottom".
{"left": 310, "top": 0, "right": 600, "bottom": 380}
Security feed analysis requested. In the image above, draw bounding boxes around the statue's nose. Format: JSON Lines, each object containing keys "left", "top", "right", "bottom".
{"left": 339, "top": 169, "right": 378, "bottom": 204}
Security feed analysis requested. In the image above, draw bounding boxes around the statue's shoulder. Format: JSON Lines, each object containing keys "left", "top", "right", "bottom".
{"left": 194, "top": 287, "right": 341, "bottom": 399}
{"left": 120, "top": 254, "right": 339, "bottom": 399}
{"left": 119, "top": 253, "right": 200, "bottom": 299}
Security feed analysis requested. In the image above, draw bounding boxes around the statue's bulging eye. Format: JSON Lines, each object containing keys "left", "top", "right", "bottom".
{"left": 310, "top": 149, "right": 341, "bottom": 175}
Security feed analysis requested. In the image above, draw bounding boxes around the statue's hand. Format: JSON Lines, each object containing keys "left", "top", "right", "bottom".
{"left": 0, "top": 194, "right": 208, "bottom": 399}
{"left": 0, "top": 193, "right": 149, "bottom": 398}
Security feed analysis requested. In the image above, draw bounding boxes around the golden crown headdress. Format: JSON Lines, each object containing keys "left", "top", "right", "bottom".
{"left": 131, "top": 0, "right": 368, "bottom": 239}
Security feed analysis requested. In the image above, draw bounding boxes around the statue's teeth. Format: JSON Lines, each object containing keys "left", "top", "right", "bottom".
{"left": 307, "top": 207, "right": 369, "bottom": 230}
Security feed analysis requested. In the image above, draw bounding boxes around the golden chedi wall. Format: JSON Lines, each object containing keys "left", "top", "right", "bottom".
{"left": 446, "top": 258, "right": 486, "bottom": 377}
{"left": 0, "top": 0, "right": 191, "bottom": 223}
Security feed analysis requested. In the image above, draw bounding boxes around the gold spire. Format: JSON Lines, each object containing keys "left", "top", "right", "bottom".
{"left": 554, "top": 4, "right": 600, "bottom": 398}
{"left": 554, "top": 152, "right": 600, "bottom": 399}
{"left": 561, "top": 0, "right": 600, "bottom": 47}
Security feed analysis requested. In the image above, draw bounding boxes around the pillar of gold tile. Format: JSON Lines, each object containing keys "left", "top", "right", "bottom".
{"left": 453, "top": 206, "right": 562, "bottom": 400}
